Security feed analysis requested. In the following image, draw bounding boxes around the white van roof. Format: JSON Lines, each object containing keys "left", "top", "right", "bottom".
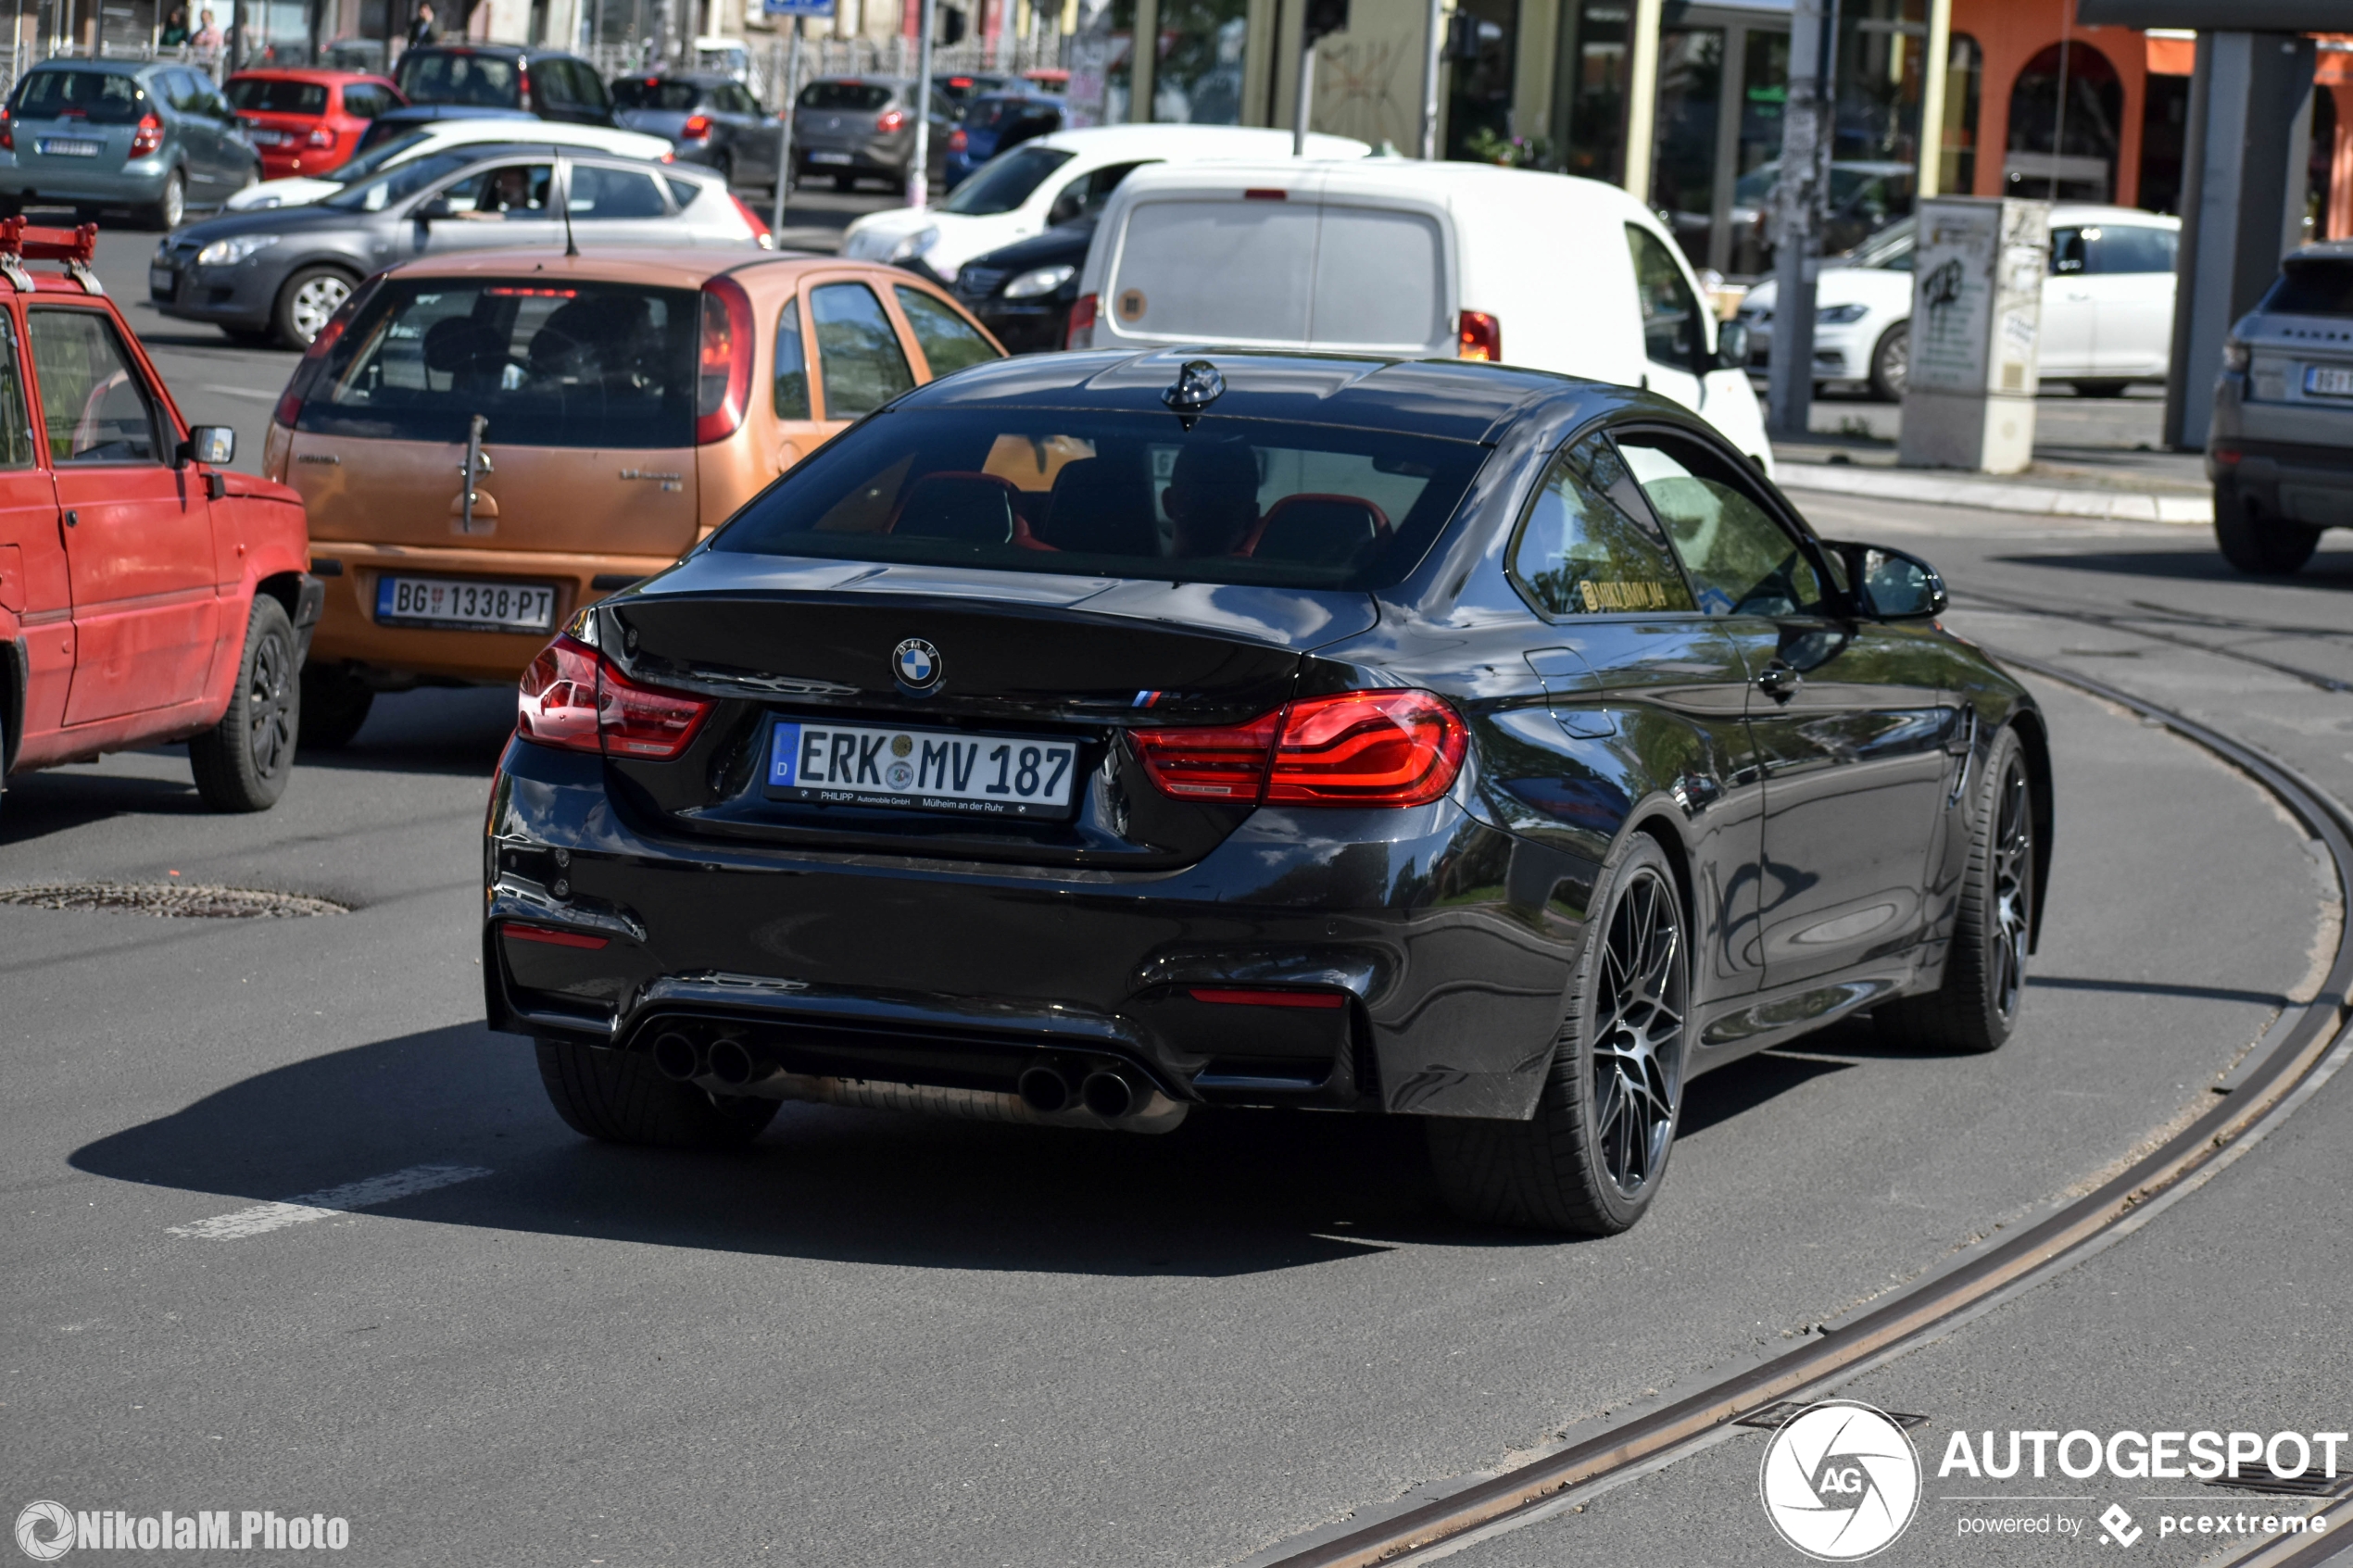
{"left": 1029, "top": 124, "right": 1373, "bottom": 161}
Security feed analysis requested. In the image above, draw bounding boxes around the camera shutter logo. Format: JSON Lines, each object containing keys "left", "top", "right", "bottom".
{"left": 1758, "top": 1401, "right": 1921, "bottom": 1560}
{"left": 15, "top": 1500, "right": 75, "bottom": 1562}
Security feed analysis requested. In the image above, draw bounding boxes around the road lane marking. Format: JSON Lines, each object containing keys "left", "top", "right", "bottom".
{"left": 200, "top": 383, "right": 283, "bottom": 401}
{"left": 168, "top": 1165, "right": 494, "bottom": 1239}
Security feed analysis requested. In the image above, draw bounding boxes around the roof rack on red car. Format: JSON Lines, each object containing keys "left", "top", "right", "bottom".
{"left": 0, "top": 218, "right": 104, "bottom": 295}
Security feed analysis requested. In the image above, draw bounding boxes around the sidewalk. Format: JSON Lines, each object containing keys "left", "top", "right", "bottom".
{"left": 1768, "top": 387, "right": 2214, "bottom": 525}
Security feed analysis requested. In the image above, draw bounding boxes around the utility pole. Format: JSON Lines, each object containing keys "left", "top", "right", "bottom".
{"left": 1766, "top": 0, "right": 1834, "bottom": 440}
{"left": 1416, "top": 0, "right": 1441, "bottom": 157}
{"left": 773, "top": 13, "right": 802, "bottom": 236}
{"left": 909, "top": 0, "right": 936, "bottom": 207}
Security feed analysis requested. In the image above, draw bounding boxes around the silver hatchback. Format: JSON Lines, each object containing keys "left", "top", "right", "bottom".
{"left": 2210, "top": 241, "right": 2353, "bottom": 574}
{"left": 789, "top": 76, "right": 949, "bottom": 192}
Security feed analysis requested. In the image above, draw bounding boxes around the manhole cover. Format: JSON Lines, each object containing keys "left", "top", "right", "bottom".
{"left": 0, "top": 883, "right": 350, "bottom": 919}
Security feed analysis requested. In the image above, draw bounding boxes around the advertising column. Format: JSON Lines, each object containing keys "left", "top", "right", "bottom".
{"left": 1899, "top": 196, "right": 2051, "bottom": 474}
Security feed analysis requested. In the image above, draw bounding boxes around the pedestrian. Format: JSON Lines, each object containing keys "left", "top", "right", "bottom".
{"left": 407, "top": 1, "right": 436, "bottom": 46}
{"left": 157, "top": 4, "right": 190, "bottom": 47}
{"left": 191, "top": 6, "right": 223, "bottom": 58}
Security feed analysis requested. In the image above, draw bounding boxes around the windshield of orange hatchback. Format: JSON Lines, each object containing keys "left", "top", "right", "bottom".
{"left": 296, "top": 277, "right": 699, "bottom": 448}
{"left": 709, "top": 409, "right": 1488, "bottom": 591}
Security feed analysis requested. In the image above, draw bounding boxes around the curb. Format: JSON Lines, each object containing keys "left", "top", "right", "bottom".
{"left": 1773, "top": 459, "right": 2212, "bottom": 523}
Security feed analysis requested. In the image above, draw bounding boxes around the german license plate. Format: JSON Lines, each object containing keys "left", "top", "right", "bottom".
{"left": 374, "top": 575, "right": 557, "bottom": 633}
{"left": 148, "top": 265, "right": 176, "bottom": 297}
{"left": 2305, "top": 365, "right": 2353, "bottom": 398}
{"left": 807, "top": 149, "right": 852, "bottom": 164}
{"left": 766, "top": 718, "right": 1079, "bottom": 818}
{"left": 39, "top": 138, "right": 99, "bottom": 157}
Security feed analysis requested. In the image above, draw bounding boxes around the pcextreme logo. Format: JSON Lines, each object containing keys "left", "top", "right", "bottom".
{"left": 1760, "top": 1400, "right": 1924, "bottom": 1561}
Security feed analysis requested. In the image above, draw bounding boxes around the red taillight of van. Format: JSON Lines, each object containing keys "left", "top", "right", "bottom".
{"left": 1065, "top": 292, "right": 1098, "bottom": 349}
{"left": 1457, "top": 310, "right": 1502, "bottom": 362}
{"left": 518, "top": 634, "right": 714, "bottom": 760}
{"left": 694, "top": 276, "right": 755, "bottom": 444}
{"left": 129, "top": 114, "right": 166, "bottom": 157}
{"left": 1132, "top": 690, "right": 1467, "bottom": 809}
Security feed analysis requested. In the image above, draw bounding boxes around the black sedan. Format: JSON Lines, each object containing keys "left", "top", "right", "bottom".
{"left": 484, "top": 351, "right": 2051, "bottom": 1235}
{"left": 612, "top": 71, "right": 778, "bottom": 191}
{"left": 951, "top": 211, "right": 1092, "bottom": 353}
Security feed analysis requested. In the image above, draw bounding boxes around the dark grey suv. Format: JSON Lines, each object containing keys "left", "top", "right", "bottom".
{"left": 392, "top": 45, "right": 616, "bottom": 128}
{"left": 151, "top": 144, "right": 754, "bottom": 345}
{"left": 2209, "top": 241, "right": 2353, "bottom": 574}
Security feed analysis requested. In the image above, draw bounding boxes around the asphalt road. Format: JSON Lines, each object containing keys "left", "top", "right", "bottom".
{"left": 5, "top": 454, "right": 2349, "bottom": 1566}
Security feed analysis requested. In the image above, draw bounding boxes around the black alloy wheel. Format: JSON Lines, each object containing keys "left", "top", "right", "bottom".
{"left": 1882, "top": 728, "right": 2034, "bottom": 1053}
{"left": 1428, "top": 834, "right": 1689, "bottom": 1234}
{"left": 190, "top": 596, "right": 298, "bottom": 811}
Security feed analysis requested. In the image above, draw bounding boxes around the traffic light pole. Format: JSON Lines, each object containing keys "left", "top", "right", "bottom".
{"left": 909, "top": 0, "right": 937, "bottom": 208}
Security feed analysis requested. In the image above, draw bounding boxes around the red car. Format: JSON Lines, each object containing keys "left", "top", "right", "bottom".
{"left": 224, "top": 69, "right": 403, "bottom": 181}
{"left": 0, "top": 220, "right": 318, "bottom": 820}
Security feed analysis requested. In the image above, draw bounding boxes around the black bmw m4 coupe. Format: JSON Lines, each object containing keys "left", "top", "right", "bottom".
{"left": 484, "top": 349, "right": 2051, "bottom": 1235}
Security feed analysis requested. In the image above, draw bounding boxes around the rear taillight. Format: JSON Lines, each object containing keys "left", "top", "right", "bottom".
{"left": 728, "top": 192, "right": 774, "bottom": 249}
{"left": 129, "top": 113, "right": 165, "bottom": 157}
{"left": 517, "top": 633, "right": 714, "bottom": 760}
{"left": 2, "top": 109, "right": 13, "bottom": 152}
{"left": 875, "top": 107, "right": 908, "bottom": 132}
{"left": 271, "top": 294, "right": 359, "bottom": 426}
{"left": 1457, "top": 309, "right": 1501, "bottom": 362}
{"left": 681, "top": 113, "right": 712, "bottom": 141}
{"left": 305, "top": 123, "right": 335, "bottom": 148}
{"left": 947, "top": 127, "right": 967, "bottom": 152}
{"left": 1132, "top": 690, "right": 1466, "bottom": 809}
{"left": 694, "top": 276, "right": 754, "bottom": 444}
{"left": 1065, "top": 292, "right": 1097, "bottom": 349}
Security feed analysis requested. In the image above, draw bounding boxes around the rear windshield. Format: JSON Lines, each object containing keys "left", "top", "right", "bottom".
{"left": 296, "top": 278, "right": 698, "bottom": 449}
{"left": 941, "top": 144, "right": 1072, "bottom": 215}
{"left": 711, "top": 408, "right": 1487, "bottom": 591}
{"left": 1111, "top": 201, "right": 1445, "bottom": 350}
{"left": 14, "top": 69, "right": 146, "bottom": 124}
{"left": 612, "top": 78, "right": 703, "bottom": 111}
{"left": 396, "top": 51, "right": 521, "bottom": 107}
{"left": 2264, "top": 258, "right": 2353, "bottom": 318}
{"left": 799, "top": 81, "right": 893, "bottom": 111}
{"left": 225, "top": 77, "right": 329, "bottom": 115}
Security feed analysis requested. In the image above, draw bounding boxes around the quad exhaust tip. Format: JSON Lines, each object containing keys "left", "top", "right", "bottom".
{"left": 706, "top": 1037, "right": 758, "bottom": 1088}
{"left": 650, "top": 1030, "right": 703, "bottom": 1082}
{"left": 1080, "top": 1069, "right": 1137, "bottom": 1121}
{"left": 1017, "top": 1064, "right": 1074, "bottom": 1114}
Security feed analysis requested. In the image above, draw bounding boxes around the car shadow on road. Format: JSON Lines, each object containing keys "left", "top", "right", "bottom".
{"left": 296, "top": 687, "right": 518, "bottom": 779}
{"left": 1994, "top": 547, "right": 2353, "bottom": 589}
{"left": 0, "top": 769, "right": 206, "bottom": 846}
{"left": 69, "top": 1022, "right": 1520, "bottom": 1276}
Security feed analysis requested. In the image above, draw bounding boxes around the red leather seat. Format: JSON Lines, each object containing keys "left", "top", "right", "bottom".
{"left": 1235, "top": 494, "right": 1392, "bottom": 565}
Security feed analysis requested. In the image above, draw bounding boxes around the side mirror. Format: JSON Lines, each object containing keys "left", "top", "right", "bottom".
{"left": 413, "top": 195, "right": 455, "bottom": 221}
{"left": 179, "top": 425, "right": 235, "bottom": 467}
{"left": 1714, "top": 319, "right": 1750, "bottom": 371}
{"left": 1832, "top": 541, "right": 1946, "bottom": 620}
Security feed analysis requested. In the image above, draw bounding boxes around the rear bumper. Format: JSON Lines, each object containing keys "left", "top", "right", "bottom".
{"left": 2208, "top": 431, "right": 2353, "bottom": 529}
{"left": 484, "top": 735, "right": 1580, "bottom": 1122}
{"left": 0, "top": 157, "right": 172, "bottom": 204}
{"left": 306, "top": 543, "right": 681, "bottom": 684}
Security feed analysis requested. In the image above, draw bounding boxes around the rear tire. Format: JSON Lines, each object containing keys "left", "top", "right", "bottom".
{"left": 146, "top": 169, "right": 184, "bottom": 231}
{"left": 297, "top": 663, "right": 375, "bottom": 750}
{"left": 2214, "top": 486, "right": 2321, "bottom": 574}
{"left": 189, "top": 596, "right": 298, "bottom": 812}
{"left": 1427, "top": 834, "right": 1688, "bottom": 1234}
{"left": 535, "top": 1036, "right": 780, "bottom": 1148}
{"left": 273, "top": 265, "right": 355, "bottom": 349}
{"left": 1868, "top": 320, "right": 1908, "bottom": 401}
{"left": 1879, "top": 727, "right": 2034, "bottom": 1054}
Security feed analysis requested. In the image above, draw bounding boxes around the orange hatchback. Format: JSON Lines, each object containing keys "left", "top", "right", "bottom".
{"left": 262, "top": 248, "right": 1004, "bottom": 745}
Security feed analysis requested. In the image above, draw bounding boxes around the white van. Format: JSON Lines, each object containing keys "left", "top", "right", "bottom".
{"left": 1071, "top": 159, "right": 1773, "bottom": 470}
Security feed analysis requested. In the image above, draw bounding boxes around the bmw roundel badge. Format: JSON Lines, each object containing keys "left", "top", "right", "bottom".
{"left": 892, "top": 637, "right": 943, "bottom": 694}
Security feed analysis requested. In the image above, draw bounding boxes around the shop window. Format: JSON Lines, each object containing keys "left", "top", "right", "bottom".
{"left": 1940, "top": 33, "right": 1981, "bottom": 195}
{"left": 1152, "top": 0, "right": 1248, "bottom": 123}
{"left": 1446, "top": 0, "right": 1518, "bottom": 160}
{"left": 2135, "top": 64, "right": 2189, "bottom": 212}
{"left": 1650, "top": 29, "right": 1725, "bottom": 269}
{"left": 2006, "top": 41, "right": 2123, "bottom": 203}
{"left": 1558, "top": 0, "right": 1629, "bottom": 183}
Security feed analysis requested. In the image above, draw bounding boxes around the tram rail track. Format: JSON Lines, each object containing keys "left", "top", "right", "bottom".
{"left": 1252, "top": 643, "right": 2353, "bottom": 1568}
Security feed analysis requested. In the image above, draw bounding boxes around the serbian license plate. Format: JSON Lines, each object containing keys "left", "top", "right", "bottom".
{"left": 374, "top": 575, "right": 557, "bottom": 633}
{"left": 2305, "top": 365, "right": 2353, "bottom": 398}
{"left": 39, "top": 137, "right": 100, "bottom": 157}
{"left": 247, "top": 128, "right": 287, "bottom": 144}
{"left": 767, "top": 719, "right": 1079, "bottom": 818}
{"left": 807, "top": 149, "right": 852, "bottom": 165}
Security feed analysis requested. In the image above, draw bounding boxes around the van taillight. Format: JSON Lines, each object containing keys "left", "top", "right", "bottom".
{"left": 1065, "top": 292, "right": 1097, "bottom": 349}
{"left": 1132, "top": 690, "right": 1467, "bottom": 809}
{"left": 694, "top": 276, "right": 755, "bottom": 444}
{"left": 129, "top": 113, "right": 165, "bottom": 157}
{"left": 518, "top": 633, "right": 714, "bottom": 760}
{"left": 1457, "top": 310, "right": 1502, "bottom": 362}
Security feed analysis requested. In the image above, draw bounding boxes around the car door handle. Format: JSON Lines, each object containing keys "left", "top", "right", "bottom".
{"left": 1756, "top": 662, "right": 1802, "bottom": 702}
